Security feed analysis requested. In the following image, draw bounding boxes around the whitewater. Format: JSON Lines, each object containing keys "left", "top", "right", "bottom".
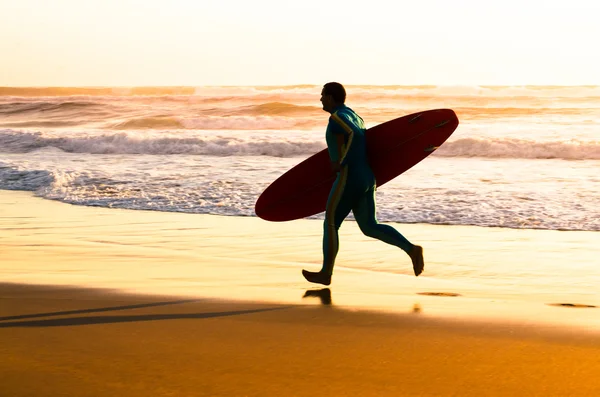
{"left": 1, "top": 85, "right": 598, "bottom": 231}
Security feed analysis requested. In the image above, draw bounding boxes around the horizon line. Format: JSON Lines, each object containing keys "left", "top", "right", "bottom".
{"left": 2, "top": 84, "right": 599, "bottom": 89}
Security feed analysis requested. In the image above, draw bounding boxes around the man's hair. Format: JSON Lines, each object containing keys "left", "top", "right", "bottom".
{"left": 323, "top": 82, "right": 346, "bottom": 104}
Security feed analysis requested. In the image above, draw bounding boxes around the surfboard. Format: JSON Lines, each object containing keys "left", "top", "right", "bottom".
{"left": 255, "top": 109, "right": 459, "bottom": 222}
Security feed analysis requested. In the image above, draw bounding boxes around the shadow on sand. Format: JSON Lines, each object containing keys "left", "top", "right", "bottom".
{"left": 0, "top": 300, "right": 291, "bottom": 328}
{"left": 302, "top": 289, "right": 424, "bottom": 315}
{"left": 303, "top": 288, "right": 332, "bottom": 305}
{"left": 0, "top": 299, "right": 202, "bottom": 322}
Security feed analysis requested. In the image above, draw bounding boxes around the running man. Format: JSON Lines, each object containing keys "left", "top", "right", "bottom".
{"left": 302, "top": 82, "right": 424, "bottom": 286}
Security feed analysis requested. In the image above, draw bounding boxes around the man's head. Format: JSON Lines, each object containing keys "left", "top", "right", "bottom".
{"left": 320, "top": 82, "right": 346, "bottom": 113}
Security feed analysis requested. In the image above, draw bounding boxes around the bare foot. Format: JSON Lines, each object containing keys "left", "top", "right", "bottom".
{"left": 409, "top": 245, "right": 424, "bottom": 276}
{"left": 302, "top": 270, "right": 332, "bottom": 286}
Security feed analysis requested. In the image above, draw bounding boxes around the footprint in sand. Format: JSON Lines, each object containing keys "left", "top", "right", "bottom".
{"left": 417, "top": 292, "right": 461, "bottom": 297}
{"left": 547, "top": 303, "right": 597, "bottom": 308}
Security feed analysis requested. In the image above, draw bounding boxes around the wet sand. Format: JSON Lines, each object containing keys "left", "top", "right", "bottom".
{"left": 1, "top": 191, "right": 600, "bottom": 395}
{"left": 1, "top": 283, "right": 600, "bottom": 396}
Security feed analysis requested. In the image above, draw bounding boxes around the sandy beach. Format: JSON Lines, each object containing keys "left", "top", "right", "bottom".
{"left": 3, "top": 0, "right": 600, "bottom": 394}
{"left": 1, "top": 190, "right": 600, "bottom": 396}
{"left": 2, "top": 284, "right": 600, "bottom": 397}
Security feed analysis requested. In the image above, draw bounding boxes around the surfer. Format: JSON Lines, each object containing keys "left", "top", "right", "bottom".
{"left": 302, "top": 82, "right": 424, "bottom": 286}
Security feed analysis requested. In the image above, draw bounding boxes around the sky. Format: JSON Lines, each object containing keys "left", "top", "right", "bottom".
{"left": 1, "top": 0, "right": 599, "bottom": 86}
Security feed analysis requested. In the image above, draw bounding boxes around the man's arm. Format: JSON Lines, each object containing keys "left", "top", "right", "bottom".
{"left": 326, "top": 119, "right": 346, "bottom": 172}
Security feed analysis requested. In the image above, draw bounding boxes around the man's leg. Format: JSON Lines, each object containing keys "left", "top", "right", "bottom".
{"left": 303, "top": 170, "right": 353, "bottom": 285}
{"left": 353, "top": 187, "right": 425, "bottom": 276}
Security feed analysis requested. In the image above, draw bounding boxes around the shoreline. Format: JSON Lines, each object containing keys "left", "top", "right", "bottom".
{"left": 1, "top": 190, "right": 599, "bottom": 330}
{"left": 2, "top": 190, "right": 600, "bottom": 395}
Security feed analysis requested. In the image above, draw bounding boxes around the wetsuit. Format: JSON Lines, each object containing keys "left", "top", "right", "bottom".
{"left": 322, "top": 104, "right": 414, "bottom": 275}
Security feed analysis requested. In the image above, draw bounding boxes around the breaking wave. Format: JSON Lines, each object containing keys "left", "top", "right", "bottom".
{"left": 1, "top": 129, "right": 598, "bottom": 159}
{"left": 436, "top": 138, "right": 600, "bottom": 160}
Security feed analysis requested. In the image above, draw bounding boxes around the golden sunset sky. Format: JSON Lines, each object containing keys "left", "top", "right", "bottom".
{"left": 1, "top": 0, "right": 598, "bottom": 86}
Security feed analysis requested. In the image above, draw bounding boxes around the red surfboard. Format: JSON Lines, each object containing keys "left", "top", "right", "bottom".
{"left": 255, "top": 109, "right": 459, "bottom": 222}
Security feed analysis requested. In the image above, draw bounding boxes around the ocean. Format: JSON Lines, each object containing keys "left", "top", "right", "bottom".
{"left": 1, "top": 85, "right": 599, "bottom": 232}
